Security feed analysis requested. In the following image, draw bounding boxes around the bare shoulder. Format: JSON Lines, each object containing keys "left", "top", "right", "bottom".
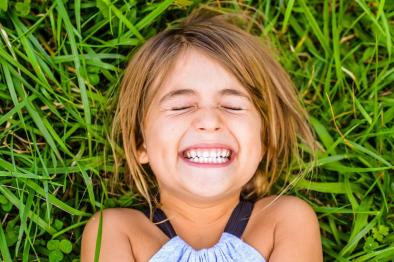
{"left": 80, "top": 208, "right": 143, "bottom": 262}
{"left": 254, "top": 195, "right": 323, "bottom": 261}
{"left": 254, "top": 195, "right": 318, "bottom": 220}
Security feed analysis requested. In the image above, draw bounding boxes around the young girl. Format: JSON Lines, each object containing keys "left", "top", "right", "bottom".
{"left": 81, "top": 8, "right": 322, "bottom": 262}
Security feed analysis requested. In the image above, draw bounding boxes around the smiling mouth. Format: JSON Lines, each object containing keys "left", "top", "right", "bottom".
{"left": 181, "top": 148, "right": 233, "bottom": 164}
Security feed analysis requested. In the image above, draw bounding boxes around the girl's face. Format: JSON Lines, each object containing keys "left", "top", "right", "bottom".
{"left": 138, "top": 48, "right": 263, "bottom": 202}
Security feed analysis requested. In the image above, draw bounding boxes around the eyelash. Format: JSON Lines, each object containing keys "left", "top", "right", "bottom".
{"left": 171, "top": 106, "right": 243, "bottom": 111}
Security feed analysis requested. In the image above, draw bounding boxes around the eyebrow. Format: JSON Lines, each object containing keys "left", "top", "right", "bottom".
{"left": 159, "top": 88, "right": 250, "bottom": 104}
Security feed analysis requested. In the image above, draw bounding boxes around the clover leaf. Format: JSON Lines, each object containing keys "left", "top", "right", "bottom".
{"left": 59, "top": 239, "right": 73, "bottom": 254}
{"left": 47, "top": 239, "right": 60, "bottom": 251}
{"left": 49, "top": 249, "right": 64, "bottom": 262}
{"left": 53, "top": 219, "right": 64, "bottom": 231}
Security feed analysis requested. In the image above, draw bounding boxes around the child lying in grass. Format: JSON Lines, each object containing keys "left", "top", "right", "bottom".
{"left": 81, "top": 7, "right": 323, "bottom": 262}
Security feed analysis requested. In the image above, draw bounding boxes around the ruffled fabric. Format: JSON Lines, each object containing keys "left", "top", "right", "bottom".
{"left": 149, "top": 232, "right": 266, "bottom": 262}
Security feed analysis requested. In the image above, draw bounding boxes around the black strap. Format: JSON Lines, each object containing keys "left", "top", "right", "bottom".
{"left": 223, "top": 200, "right": 254, "bottom": 238}
{"left": 142, "top": 200, "right": 254, "bottom": 239}
{"left": 142, "top": 208, "right": 177, "bottom": 238}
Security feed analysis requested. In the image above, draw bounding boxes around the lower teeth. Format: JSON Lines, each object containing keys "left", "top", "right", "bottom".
{"left": 188, "top": 157, "right": 229, "bottom": 163}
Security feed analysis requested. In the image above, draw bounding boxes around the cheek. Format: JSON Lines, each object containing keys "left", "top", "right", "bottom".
{"left": 229, "top": 115, "right": 263, "bottom": 158}
{"left": 229, "top": 114, "right": 261, "bottom": 139}
{"left": 145, "top": 116, "right": 189, "bottom": 150}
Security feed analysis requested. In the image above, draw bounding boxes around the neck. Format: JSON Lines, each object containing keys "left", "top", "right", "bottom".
{"left": 159, "top": 190, "right": 241, "bottom": 228}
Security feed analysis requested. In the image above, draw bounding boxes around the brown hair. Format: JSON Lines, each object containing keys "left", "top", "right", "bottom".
{"left": 111, "top": 7, "right": 316, "bottom": 208}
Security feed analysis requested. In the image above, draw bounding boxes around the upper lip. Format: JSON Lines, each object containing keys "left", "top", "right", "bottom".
{"left": 180, "top": 143, "right": 236, "bottom": 154}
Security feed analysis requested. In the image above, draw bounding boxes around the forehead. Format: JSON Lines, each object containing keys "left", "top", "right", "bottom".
{"left": 152, "top": 48, "right": 250, "bottom": 101}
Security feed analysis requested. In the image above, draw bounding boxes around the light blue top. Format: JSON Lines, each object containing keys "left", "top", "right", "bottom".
{"left": 149, "top": 232, "right": 266, "bottom": 262}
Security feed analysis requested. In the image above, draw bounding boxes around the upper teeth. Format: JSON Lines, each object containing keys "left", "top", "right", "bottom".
{"left": 184, "top": 149, "right": 231, "bottom": 158}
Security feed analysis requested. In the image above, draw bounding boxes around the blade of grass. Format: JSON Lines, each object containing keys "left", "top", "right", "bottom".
{"left": 1, "top": 60, "right": 63, "bottom": 160}
{"left": 94, "top": 196, "right": 104, "bottom": 262}
{"left": 339, "top": 205, "right": 381, "bottom": 256}
{"left": 331, "top": 0, "right": 344, "bottom": 83}
{"left": 355, "top": 0, "right": 387, "bottom": 38}
{"left": 298, "top": 0, "right": 331, "bottom": 55}
{"left": 280, "top": 0, "right": 295, "bottom": 34}
{"left": 14, "top": 188, "right": 33, "bottom": 258}
{"left": 135, "top": 0, "right": 173, "bottom": 31}
{"left": 310, "top": 116, "right": 336, "bottom": 153}
{"left": 55, "top": 0, "right": 92, "bottom": 155}
{"left": 100, "top": 0, "right": 144, "bottom": 42}
{"left": 22, "top": 179, "right": 90, "bottom": 217}
{"left": 0, "top": 220, "right": 12, "bottom": 262}
{"left": 294, "top": 179, "right": 362, "bottom": 194}
{"left": 0, "top": 185, "right": 56, "bottom": 235}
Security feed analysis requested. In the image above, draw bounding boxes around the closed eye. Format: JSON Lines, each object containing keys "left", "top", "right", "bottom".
{"left": 171, "top": 106, "right": 194, "bottom": 111}
{"left": 170, "top": 106, "right": 243, "bottom": 111}
{"left": 222, "top": 106, "right": 243, "bottom": 111}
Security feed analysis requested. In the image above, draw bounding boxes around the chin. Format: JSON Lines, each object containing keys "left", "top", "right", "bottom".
{"left": 181, "top": 184, "right": 238, "bottom": 201}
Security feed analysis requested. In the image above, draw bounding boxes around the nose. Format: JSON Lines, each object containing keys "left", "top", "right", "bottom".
{"left": 192, "top": 106, "right": 222, "bottom": 132}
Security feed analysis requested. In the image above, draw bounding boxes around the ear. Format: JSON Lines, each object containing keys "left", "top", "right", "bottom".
{"left": 137, "top": 142, "right": 149, "bottom": 164}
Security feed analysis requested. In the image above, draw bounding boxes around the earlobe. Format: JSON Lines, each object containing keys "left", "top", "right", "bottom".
{"left": 137, "top": 143, "right": 149, "bottom": 164}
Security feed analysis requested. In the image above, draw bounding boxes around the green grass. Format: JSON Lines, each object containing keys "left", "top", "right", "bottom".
{"left": 0, "top": 0, "right": 393, "bottom": 261}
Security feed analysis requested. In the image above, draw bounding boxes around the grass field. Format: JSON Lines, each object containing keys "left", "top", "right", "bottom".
{"left": 0, "top": 0, "right": 393, "bottom": 261}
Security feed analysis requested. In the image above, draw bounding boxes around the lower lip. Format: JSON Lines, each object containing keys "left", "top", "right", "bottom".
{"left": 179, "top": 153, "right": 235, "bottom": 168}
